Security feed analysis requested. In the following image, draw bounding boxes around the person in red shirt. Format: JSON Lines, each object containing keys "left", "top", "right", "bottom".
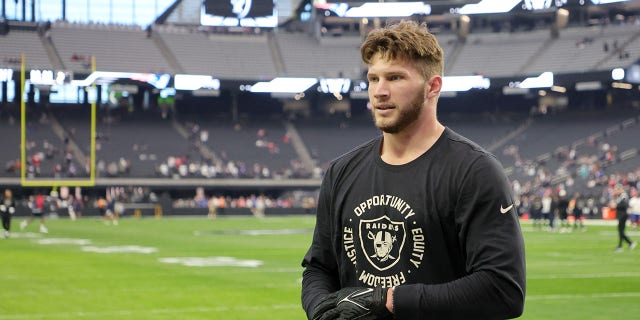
{"left": 20, "top": 193, "right": 48, "bottom": 233}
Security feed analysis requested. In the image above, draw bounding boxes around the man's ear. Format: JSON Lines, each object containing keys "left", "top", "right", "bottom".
{"left": 425, "top": 75, "right": 442, "bottom": 98}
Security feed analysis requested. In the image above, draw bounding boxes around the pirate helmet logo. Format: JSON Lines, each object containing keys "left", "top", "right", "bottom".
{"left": 370, "top": 230, "right": 395, "bottom": 262}
{"left": 359, "top": 215, "right": 405, "bottom": 271}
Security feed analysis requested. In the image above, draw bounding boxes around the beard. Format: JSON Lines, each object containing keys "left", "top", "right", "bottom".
{"left": 371, "top": 89, "right": 424, "bottom": 134}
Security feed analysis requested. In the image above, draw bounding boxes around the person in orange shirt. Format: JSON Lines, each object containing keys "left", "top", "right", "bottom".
{"left": 97, "top": 197, "right": 107, "bottom": 215}
{"left": 97, "top": 196, "right": 116, "bottom": 225}
{"left": 217, "top": 195, "right": 226, "bottom": 216}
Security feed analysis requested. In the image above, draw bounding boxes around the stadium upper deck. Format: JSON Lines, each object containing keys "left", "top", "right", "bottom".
{"left": 1, "top": 20, "right": 639, "bottom": 79}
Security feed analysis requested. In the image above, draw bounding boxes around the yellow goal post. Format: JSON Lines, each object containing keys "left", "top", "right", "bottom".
{"left": 20, "top": 53, "right": 97, "bottom": 187}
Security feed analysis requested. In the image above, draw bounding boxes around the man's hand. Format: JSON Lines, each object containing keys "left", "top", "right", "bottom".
{"left": 311, "top": 293, "right": 338, "bottom": 320}
{"left": 311, "top": 287, "right": 391, "bottom": 320}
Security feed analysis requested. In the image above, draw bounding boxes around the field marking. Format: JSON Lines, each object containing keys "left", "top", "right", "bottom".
{"left": 194, "top": 228, "right": 313, "bottom": 236}
{"left": 599, "top": 230, "right": 640, "bottom": 236}
{"left": 35, "top": 238, "right": 91, "bottom": 245}
{"left": 4, "top": 232, "right": 42, "bottom": 239}
{"left": 159, "top": 256, "right": 263, "bottom": 267}
{"left": 527, "top": 261, "right": 603, "bottom": 267}
{"left": 81, "top": 245, "right": 158, "bottom": 254}
{"left": 528, "top": 271, "right": 640, "bottom": 279}
{"left": 527, "top": 292, "right": 640, "bottom": 300}
{"left": 0, "top": 304, "right": 302, "bottom": 319}
{"left": 29, "top": 236, "right": 159, "bottom": 254}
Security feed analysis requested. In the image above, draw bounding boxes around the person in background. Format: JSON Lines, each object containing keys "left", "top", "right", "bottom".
{"left": 530, "top": 193, "right": 544, "bottom": 230}
{"left": 301, "top": 20, "right": 525, "bottom": 320}
{"left": 611, "top": 184, "right": 636, "bottom": 252}
{"left": 541, "top": 188, "right": 555, "bottom": 232}
{"left": 21, "top": 193, "right": 48, "bottom": 234}
{"left": 66, "top": 195, "right": 78, "bottom": 221}
{"left": 569, "top": 192, "right": 586, "bottom": 232}
{"left": 97, "top": 196, "right": 108, "bottom": 224}
{"left": 207, "top": 196, "right": 218, "bottom": 219}
{"left": 555, "top": 189, "right": 570, "bottom": 233}
{"left": 628, "top": 187, "right": 640, "bottom": 230}
{"left": 104, "top": 195, "right": 118, "bottom": 226}
{"left": 72, "top": 195, "right": 85, "bottom": 219}
{"left": 1, "top": 188, "right": 16, "bottom": 238}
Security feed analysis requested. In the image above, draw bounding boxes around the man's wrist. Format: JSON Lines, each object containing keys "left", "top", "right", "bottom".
{"left": 386, "top": 286, "right": 395, "bottom": 313}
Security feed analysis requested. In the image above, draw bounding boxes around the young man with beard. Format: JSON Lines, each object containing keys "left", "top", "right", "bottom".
{"left": 301, "top": 20, "right": 526, "bottom": 320}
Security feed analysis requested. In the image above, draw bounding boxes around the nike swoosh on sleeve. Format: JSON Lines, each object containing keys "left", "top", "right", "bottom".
{"left": 500, "top": 204, "right": 514, "bottom": 214}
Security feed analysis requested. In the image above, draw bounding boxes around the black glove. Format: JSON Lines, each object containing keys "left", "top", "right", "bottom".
{"left": 312, "top": 287, "right": 391, "bottom": 320}
{"left": 311, "top": 293, "right": 338, "bottom": 320}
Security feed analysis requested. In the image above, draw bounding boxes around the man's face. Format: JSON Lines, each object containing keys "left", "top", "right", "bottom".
{"left": 367, "top": 54, "right": 427, "bottom": 134}
{"left": 374, "top": 231, "right": 393, "bottom": 258}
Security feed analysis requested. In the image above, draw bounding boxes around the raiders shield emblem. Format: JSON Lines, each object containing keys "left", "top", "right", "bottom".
{"left": 359, "top": 215, "right": 406, "bottom": 271}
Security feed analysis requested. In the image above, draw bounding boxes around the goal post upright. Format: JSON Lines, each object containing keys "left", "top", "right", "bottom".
{"left": 19, "top": 53, "right": 26, "bottom": 184}
{"left": 89, "top": 55, "right": 97, "bottom": 184}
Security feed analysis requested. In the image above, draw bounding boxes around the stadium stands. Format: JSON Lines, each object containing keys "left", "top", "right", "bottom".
{"left": 0, "top": 114, "right": 21, "bottom": 176}
{"left": 2, "top": 19, "right": 639, "bottom": 81}
{"left": 156, "top": 25, "right": 278, "bottom": 79}
{"left": 0, "top": 29, "right": 50, "bottom": 70}
{"left": 50, "top": 22, "right": 172, "bottom": 74}
{"left": 448, "top": 29, "right": 551, "bottom": 77}
{"left": 1, "top": 9, "right": 640, "bottom": 215}
{"left": 274, "top": 32, "right": 362, "bottom": 78}
{"left": 293, "top": 116, "right": 381, "bottom": 170}
{"left": 525, "top": 24, "right": 640, "bottom": 75}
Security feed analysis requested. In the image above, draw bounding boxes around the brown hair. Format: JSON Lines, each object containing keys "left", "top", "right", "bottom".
{"left": 361, "top": 20, "right": 444, "bottom": 79}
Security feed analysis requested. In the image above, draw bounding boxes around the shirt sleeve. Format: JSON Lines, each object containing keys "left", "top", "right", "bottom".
{"left": 394, "top": 154, "right": 526, "bottom": 319}
{"left": 301, "top": 168, "right": 341, "bottom": 319}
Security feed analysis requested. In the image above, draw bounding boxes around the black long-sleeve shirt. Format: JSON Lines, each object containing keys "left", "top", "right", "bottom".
{"left": 302, "top": 128, "right": 526, "bottom": 319}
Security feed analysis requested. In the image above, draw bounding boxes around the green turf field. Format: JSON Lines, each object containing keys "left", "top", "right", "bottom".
{"left": 1, "top": 216, "right": 639, "bottom": 319}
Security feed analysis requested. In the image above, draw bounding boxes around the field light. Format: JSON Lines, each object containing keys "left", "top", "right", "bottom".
{"left": 319, "top": 78, "right": 351, "bottom": 94}
{"left": 72, "top": 71, "right": 170, "bottom": 89}
{"left": 250, "top": 77, "right": 318, "bottom": 93}
{"left": 441, "top": 75, "right": 490, "bottom": 92}
{"left": 591, "top": 0, "right": 631, "bottom": 4}
{"left": 316, "top": 2, "right": 430, "bottom": 18}
{"left": 575, "top": 81, "right": 602, "bottom": 91}
{"left": 174, "top": 74, "right": 220, "bottom": 91}
{"left": 612, "top": 82, "right": 633, "bottom": 89}
{"left": 456, "top": 0, "right": 521, "bottom": 14}
{"left": 344, "top": 2, "right": 431, "bottom": 18}
{"left": 516, "top": 72, "right": 554, "bottom": 89}
{"left": 0, "top": 68, "right": 12, "bottom": 81}
{"left": 611, "top": 68, "right": 625, "bottom": 81}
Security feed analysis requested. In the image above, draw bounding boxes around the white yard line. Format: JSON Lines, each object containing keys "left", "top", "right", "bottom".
{"left": 0, "top": 304, "right": 302, "bottom": 319}
{"left": 528, "top": 272, "right": 640, "bottom": 279}
{"left": 526, "top": 292, "right": 640, "bottom": 300}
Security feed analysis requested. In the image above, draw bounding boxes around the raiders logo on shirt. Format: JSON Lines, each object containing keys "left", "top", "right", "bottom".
{"left": 359, "top": 215, "right": 406, "bottom": 271}
{"left": 343, "top": 194, "right": 426, "bottom": 288}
